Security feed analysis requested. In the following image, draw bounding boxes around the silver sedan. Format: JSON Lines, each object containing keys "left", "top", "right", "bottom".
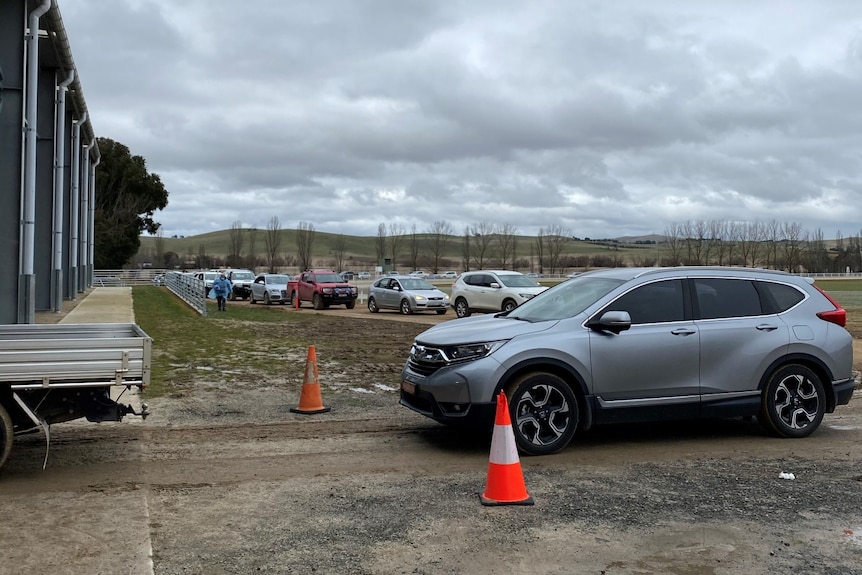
{"left": 367, "top": 276, "right": 450, "bottom": 315}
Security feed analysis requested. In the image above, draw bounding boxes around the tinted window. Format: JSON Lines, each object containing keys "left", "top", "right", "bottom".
{"left": 694, "top": 278, "right": 762, "bottom": 319}
{"left": 606, "top": 280, "right": 685, "bottom": 324}
{"left": 756, "top": 281, "right": 805, "bottom": 313}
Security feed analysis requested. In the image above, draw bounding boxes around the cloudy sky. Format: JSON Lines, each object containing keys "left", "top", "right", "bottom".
{"left": 59, "top": 1, "right": 862, "bottom": 240}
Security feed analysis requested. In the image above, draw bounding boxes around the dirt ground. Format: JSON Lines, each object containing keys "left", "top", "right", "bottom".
{"left": 3, "top": 301, "right": 862, "bottom": 575}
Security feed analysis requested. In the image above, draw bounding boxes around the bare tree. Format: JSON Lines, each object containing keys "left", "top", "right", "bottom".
{"left": 375, "top": 223, "right": 387, "bottom": 268}
{"left": 663, "top": 222, "right": 684, "bottom": 266}
{"left": 461, "top": 226, "right": 472, "bottom": 271}
{"left": 496, "top": 223, "right": 519, "bottom": 269}
{"left": 764, "top": 219, "right": 781, "bottom": 269}
{"left": 264, "top": 216, "right": 282, "bottom": 273}
{"left": 544, "top": 224, "right": 571, "bottom": 274}
{"left": 247, "top": 227, "right": 258, "bottom": 269}
{"left": 471, "top": 221, "right": 495, "bottom": 269}
{"left": 154, "top": 229, "right": 165, "bottom": 267}
{"left": 228, "top": 220, "right": 244, "bottom": 267}
{"left": 533, "top": 229, "right": 546, "bottom": 273}
{"left": 427, "top": 220, "right": 453, "bottom": 273}
{"left": 296, "top": 221, "right": 316, "bottom": 271}
{"left": 389, "top": 223, "right": 406, "bottom": 271}
{"left": 405, "top": 224, "right": 420, "bottom": 271}
{"left": 333, "top": 234, "right": 348, "bottom": 272}
{"left": 781, "top": 221, "right": 806, "bottom": 272}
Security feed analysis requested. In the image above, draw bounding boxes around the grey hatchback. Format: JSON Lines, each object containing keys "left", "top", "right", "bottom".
{"left": 368, "top": 276, "right": 450, "bottom": 315}
{"left": 400, "top": 267, "right": 855, "bottom": 455}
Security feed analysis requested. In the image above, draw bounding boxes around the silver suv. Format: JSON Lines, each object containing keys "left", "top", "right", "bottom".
{"left": 451, "top": 270, "right": 547, "bottom": 317}
{"left": 401, "top": 267, "right": 855, "bottom": 455}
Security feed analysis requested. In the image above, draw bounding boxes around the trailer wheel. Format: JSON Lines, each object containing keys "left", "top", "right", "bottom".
{"left": 0, "top": 404, "right": 12, "bottom": 471}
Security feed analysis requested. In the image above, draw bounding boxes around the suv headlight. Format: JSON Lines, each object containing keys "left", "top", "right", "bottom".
{"left": 441, "top": 340, "right": 507, "bottom": 363}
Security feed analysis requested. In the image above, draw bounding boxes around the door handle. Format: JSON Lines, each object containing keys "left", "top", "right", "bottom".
{"left": 756, "top": 324, "right": 779, "bottom": 331}
{"left": 671, "top": 328, "right": 696, "bottom": 336}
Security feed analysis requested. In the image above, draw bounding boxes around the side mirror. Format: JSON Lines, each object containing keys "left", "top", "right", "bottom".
{"left": 587, "top": 310, "right": 632, "bottom": 334}
{"left": 489, "top": 282, "right": 501, "bottom": 289}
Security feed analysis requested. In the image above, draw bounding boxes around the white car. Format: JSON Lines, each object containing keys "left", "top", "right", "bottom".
{"left": 408, "top": 271, "right": 429, "bottom": 279}
{"left": 450, "top": 270, "right": 547, "bottom": 318}
{"left": 441, "top": 271, "right": 458, "bottom": 279}
{"left": 357, "top": 271, "right": 372, "bottom": 280}
{"left": 249, "top": 273, "right": 291, "bottom": 305}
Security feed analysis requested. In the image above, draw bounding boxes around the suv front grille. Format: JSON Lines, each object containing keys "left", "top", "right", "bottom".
{"left": 407, "top": 343, "right": 448, "bottom": 376}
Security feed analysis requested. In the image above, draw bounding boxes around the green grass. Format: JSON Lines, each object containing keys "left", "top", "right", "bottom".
{"left": 132, "top": 287, "right": 319, "bottom": 398}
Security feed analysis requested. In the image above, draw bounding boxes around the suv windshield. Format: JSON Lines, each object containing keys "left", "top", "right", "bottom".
{"left": 497, "top": 274, "right": 541, "bottom": 288}
{"left": 508, "top": 275, "right": 625, "bottom": 321}
{"left": 267, "top": 275, "right": 290, "bottom": 284}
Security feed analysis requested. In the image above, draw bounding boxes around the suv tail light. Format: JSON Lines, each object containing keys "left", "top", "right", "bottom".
{"left": 813, "top": 286, "right": 847, "bottom": 327}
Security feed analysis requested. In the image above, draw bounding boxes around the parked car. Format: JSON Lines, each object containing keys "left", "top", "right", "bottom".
{"left": 408, "top": 271, "right": 429, "bottom": 279}
{"left": 195, "top": 270, "right": 219, "bottom": 296}
{"left": 250, "top": 274, "right": 291, "bottom": 305}
{"left": 226, "top": 269, "right": 255, "bottom": 300}
{"left": 527, "top": 272, "right": 544, "bottom": 279}
{"left": 400, "top": 266, "right": 855, "bottom": 456}
{"left": 358, "top": 271, "right": 372, "bottom": 280}
{"left": 152, "top": 274, "right": 165, "bottom": 286}
{"left": 367, "top": 276, "right": 450, "bottom": 315}
{"left": 340, "top": 271, "right": 355, "bottom": 281}
{"left": 441, "top": 271, "right": 458, "bottom": 279}
{"left": 450, "top": 270, "right": 547, "bottom": 318}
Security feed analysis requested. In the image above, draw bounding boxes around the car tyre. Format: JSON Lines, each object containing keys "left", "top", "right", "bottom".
{"left": 506, "top": 372, "right": 578, "bottom": 456}
{"left": 250, "top": 293, "right": 256, "bottom": 304}
{"left": 502, "top": 298, "right": 517, "bottom": 313}
{"left": 400, "top": 299, "right": 413, "bottom": 315}
{"left": 454, "top": 297, "right": 471, "bottom": 318}
{"left": 760, "top": 364, "right": 825, "bottom": 438}
{"left": 313, "top": 294, "right": 324, "bottom": 310}
{"left": 367, "top": 297, "right": 379, "bottom": 313}
{"left": 346, "top": 300, "right": 356, "bottom": 310}
{"left": 264, "top": 293, "right": 272, "bottom": 305}
{"left": 0, "top": 403, "right": 13, "bottom": 471}
{"left": 436, "top": 309, "right": 447, "bottom": 315}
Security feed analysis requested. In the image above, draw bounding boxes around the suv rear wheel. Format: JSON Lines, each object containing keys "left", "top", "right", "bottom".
{"left": 507, "top": 372, "right": 578, "bottom": 456}
{"left": 454, "top": 297, "right": 471, "bottom": 318}
{"left": 760, "top": 364, "right": 825, "bottom": 438}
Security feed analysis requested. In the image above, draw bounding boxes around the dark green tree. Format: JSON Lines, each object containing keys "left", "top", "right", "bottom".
{"left": 94, "top": 138, "right": 168, "bottom": 268}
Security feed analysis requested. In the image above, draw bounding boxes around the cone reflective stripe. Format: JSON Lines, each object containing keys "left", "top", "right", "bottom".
{"left": 290, "top": 345, "right": 331, "bottom": 414}
{"left": 480, "top": 392, "right": 534, "bottom": 506}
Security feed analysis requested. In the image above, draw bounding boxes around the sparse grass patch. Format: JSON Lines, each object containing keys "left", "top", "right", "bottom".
{"left": 133, "top": 287, "right": 317, "bottom": 398}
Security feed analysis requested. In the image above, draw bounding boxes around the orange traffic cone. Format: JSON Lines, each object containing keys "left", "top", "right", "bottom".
{"left": 290, "top": 345, "right": 331, "bottom": 414}
{"left": 480, "top": 391, "right": 534, "bottom": 506}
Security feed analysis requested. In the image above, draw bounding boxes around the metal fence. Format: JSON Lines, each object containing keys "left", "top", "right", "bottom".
{"left": 164, "top": 271, "right": 207, "bottom": 316}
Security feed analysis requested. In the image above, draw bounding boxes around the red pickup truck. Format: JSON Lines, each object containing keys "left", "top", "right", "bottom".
{"left": 289, "top": 270, "right": 358, "bottom": 309}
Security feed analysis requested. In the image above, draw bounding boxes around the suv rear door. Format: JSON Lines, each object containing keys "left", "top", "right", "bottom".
{"left": 693, "top": 277, "right": 791, "bottom": 397}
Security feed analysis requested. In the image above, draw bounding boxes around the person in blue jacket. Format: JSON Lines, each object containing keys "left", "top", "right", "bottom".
{"left": 211, "top": 273, "right": 233, "bottom": 311}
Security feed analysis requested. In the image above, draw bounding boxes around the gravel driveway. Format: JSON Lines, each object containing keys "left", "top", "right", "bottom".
{"left": 4, "top": 302, "right": 861, "bottom": 575}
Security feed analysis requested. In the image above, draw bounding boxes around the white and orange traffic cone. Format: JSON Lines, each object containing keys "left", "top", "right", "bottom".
{"left": 290, "top": 345, "right": 331, "bottom": 415}
{"left": 480, "top": 391, "right": 534, "bottom": 506}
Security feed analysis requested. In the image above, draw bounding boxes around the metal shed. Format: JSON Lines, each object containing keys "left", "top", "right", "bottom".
{"left": 0, "top": 0, "right": 97, "bottom": 324}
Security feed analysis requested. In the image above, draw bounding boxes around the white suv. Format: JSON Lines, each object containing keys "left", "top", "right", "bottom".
{"left": 450, "top": 270, "right": 547, "bottom": 317}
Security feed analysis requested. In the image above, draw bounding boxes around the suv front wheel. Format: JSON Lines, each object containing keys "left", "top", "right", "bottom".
{"left": 506, "top": 372, "right": 578, "bottom": 456}
{"left": 454, "top": 297, "right": 471, "bottom": 318}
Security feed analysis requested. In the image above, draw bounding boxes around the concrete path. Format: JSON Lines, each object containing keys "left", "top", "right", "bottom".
{"left": 59, "top": 287, "right": 135, "bottom": 324}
